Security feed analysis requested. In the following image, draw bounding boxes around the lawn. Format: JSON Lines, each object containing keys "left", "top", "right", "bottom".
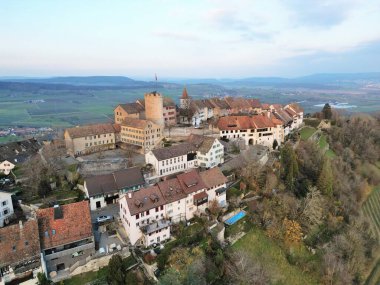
{"left": 299, "top": 127, "right": 316, "bottom": 141}
{"left": 233, "top": 227, "right": 320, "bottom": 285}
{"left": 63, "top": 267, "right": 107, "bottom": 285}
{"left": 318, "top": 133, "right": 328, "bottom": 149}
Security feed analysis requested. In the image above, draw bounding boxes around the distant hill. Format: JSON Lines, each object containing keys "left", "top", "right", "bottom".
{"left": 0, "top": 76, "right": 156, "bottom": 87}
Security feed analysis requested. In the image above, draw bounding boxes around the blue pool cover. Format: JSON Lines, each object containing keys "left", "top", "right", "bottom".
{"left": 225, "top": 211, "right": 246, "bottom": 225}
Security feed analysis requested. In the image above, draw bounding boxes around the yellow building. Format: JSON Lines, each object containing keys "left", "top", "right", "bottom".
{"left": 64, "top": 123, "right": 118, "bottom": 156}
{"left": 120, "top": 117, "right": 162, "bottom": 153}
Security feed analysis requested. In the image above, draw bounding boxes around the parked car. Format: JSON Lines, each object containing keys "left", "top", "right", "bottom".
{"left": 96, "top": 215, "right": 113, "bottom": 223}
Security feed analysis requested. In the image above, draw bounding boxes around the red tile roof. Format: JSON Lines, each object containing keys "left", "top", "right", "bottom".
{"left": 286, "top": 103, "right": 303, "bottom": 113}
{"left": 0, "top": 220, "right": 40, "bottom": 267}
{"left": 199, "top": 167, "right": 227, "bottom": 189}
{"left": 177, "top": 170, "right": 207, "bottom": 194}
{"left": 181, "top": 87, "right": 189, "bottom": 99}
{"left": 37, "top": 201, "right": 93, "bottom": 249}
{"left": 193, "top": 191, "right": 208, "bottom": 201}
{"left": 125, "top": 185, "right": 166, "bottom": 216}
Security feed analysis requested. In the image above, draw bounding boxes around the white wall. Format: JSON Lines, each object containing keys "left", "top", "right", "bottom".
{"left": 0, "top": 192, "right": 14, "bottom": 227}
{"left": 197, "top": 139, "right": 224, "bottom": 168}
{"left": 0, "top": 160, "right": 15, "bottom": 175}
{"left": 146, "top": 152, "right": 197, "bottom": 178}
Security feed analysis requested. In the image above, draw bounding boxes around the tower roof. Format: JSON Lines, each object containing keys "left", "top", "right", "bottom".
{"left": 181, "top": 87, "right": 189, "bottom": 99}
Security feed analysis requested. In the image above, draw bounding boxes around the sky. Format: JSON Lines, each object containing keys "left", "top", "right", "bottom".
{"left": 1, "top": 0, "right": 380, "bottom": 78}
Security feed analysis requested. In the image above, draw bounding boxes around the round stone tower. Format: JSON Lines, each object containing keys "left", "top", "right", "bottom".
{"left": 144, "top": 91, "right": 164, "bottom": 126}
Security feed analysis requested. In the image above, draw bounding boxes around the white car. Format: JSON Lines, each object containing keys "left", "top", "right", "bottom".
{"left": 96, "top": 215, "right": 113, "bottom": 223}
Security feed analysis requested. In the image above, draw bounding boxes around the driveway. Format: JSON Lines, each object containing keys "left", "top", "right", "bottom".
{"left": 90, "top": 203, "right": 120, "bottom": 224}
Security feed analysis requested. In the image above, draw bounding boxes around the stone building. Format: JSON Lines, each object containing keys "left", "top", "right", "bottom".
{"left": 64, "top": 123, "right": 118, "bottom": 156}
{"left": 144, "top": 91, "right": 164, "bottom": 126}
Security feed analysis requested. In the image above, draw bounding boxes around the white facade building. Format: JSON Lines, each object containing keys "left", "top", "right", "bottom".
{"left": 0, "top": 191, "right": 14, "bottom": 227}
{"left": 145, "top": 135, "right": 225, "bottom": 178}
{"left": 119, "top": 168, "right": 227, "bottom": 247}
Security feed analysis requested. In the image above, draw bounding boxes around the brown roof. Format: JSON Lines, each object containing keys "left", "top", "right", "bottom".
{"left": 274, "top": 109, "right": 293, "bottom": 124}
{"left": 209, "top": 98, "right": 230, "bottom": 109}
{"left": 261, "top": 103, "right": 270, "bottom": 110}
{"left": 151, "top": 143, "right": 196, "bottom": 161}
{"left": 181, "top": 87, "right": 189, "bottom": 99}
{"left": 286, "top": 103, "right": 304, "bottom": 113}
{"left": 177, "top": 170, "right": 207, "bottom": 194}
{"left": 0, "top": 220, "right": 40, "bottom": 267}
{"left": 285, "top": 108, "right": 297, "bottom": 117}
{"left": 85, "top": 167, "right": 145, "bottom": 197}
{"left": 163, "top": 97, "right": 176, "bottom": 107}
{"left": 157, "top": 178, "right": 187, "bottom": 203}
{"left": 187, "top": 134, "right": 217, "bottom": 154}
{"left": 125, "top": 185, "right": 166, "bottom": 216}
{"left": 118, "top": 102, "right": 145, "bottom": 114}
{"left": 247, "top": 99, "right": 261, "bottom": 108}
{"left": 121, "top": 117, "right": 154, "bottom": 129}
{"left": 199, "top": 167, "right": 227, "bottom": 189}
{"left": 217, "top": 115, "right": 275, "bottom": 131}
{"left": 193, "top": 191, "right": 208, "bottom": 201}
{"left": 65, "top": 123, "right": 117, "bottom": 139}
{"left": 37, "top": 201, "right": 93, "bottom": 249}
{"left": 269, "top": 114, "right": 284, "bottom": 126}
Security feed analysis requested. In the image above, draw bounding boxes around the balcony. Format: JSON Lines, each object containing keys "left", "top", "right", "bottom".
{"left": 44, "top": 241, "right": 94, "bottom": 261}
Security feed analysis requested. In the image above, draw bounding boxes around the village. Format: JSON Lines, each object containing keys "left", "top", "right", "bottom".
{"left": 0, "top": 88, "right": 305, "bottom": 285}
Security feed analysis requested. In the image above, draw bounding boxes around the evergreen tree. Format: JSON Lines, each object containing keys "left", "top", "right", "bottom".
{"left": 281, "top": 143, "right": 299, "bottom": 192}
{"left": 317, "top": 158, "right": 334, "bottom": 197}
{"left": 322, "top": 103, "right": 332, "bottom": 120}
{"left": 106, "top": 254, "right": 125, "bottom": 285}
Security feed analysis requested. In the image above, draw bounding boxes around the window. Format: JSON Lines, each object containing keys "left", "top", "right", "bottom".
{"left": 1, "top": 201, "right": 7, "bottom": 206}
{"left": 25, "top": 241, "right": 29, "bottom": 246}
{"left": 45, "top": 231, "right": 49, "bottom": 237}
{"left": 52, "top": 229, "right": 56, "bottom": 235}
{"left": 12, "top": 245, "right": 16, "bottom": 251}
{"left": 3, "top": 209, "right": 9, "bottom": 215}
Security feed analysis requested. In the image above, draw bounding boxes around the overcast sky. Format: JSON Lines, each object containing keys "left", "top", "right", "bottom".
{"left": 1, "top": 0, "right": 380, "bottom": 78}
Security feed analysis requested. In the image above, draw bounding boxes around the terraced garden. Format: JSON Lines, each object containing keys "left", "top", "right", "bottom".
{"left": 362, "top": 186, "right": 380, "bottom": 285}
{"left": 362, "top": 187, "right": 380, "bottom": 237}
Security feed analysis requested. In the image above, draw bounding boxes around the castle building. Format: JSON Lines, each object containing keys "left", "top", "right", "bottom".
{"left": 180, "top": 87, "right": 191, "bottom": 109}
{"left": 144, "top": 92, "right": 164, "bottom": 126}
{"left": 120, "top": 117, "right": 162, "bottom": 153}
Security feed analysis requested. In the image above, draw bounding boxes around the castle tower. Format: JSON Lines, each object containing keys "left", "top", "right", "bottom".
{"left": 180, "top": 87, "right": 191, "bottom": 109}
{"left": 144, "top": 91, "right": 164, "bottom": 126}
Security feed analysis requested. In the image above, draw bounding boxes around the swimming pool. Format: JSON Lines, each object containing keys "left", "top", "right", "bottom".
{"left": 224, "top": 211, "right": 246, "bottom": 225}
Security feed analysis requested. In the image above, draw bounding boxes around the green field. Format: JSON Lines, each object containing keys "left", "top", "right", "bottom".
{"left": 63, "top": 267, "right": 107, "bottom": 285}
{"left": 233, "top": 228, "right": 320, "bottom": 285}
{"left": 300, "top": 127, "right": 317, "bottom": 140}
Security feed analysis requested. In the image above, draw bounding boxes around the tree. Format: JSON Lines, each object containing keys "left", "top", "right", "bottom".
{"left": 159, "top": 268, "right": 183, "bottom": 285}
{"left": 106, "top": 254, "right": 126, "bottom": 285}
{"left": 281, "top": 143, "right": 299, "bottom": 193}
{"left": 37, "top": 272, "right": 51, "bottom": 285}
{"left": 283, "top": 218, "right": 303, "bottom": 246}
{"left": 225, "top": 250, "right": 269, "bottom": 285}
{"left": 317, "top": 158, "right": 334, "bottom": 197}
{"left": 301, "top": 186, "right": 325, "bottom": 230}
{"left": 208, "top": 199, "right": 222, "bottom": 218}
{"left": 322, "top": 103, "right": 332, "bottom": 120}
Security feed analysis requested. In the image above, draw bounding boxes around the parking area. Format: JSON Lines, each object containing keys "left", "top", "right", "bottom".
{"left": 91, "top": 204, "right": 128, "bottom": 254}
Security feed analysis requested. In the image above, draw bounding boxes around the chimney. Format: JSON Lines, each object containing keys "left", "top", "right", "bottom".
{"left": 19, "top": 220, "right": 23, "bottom": 230}
{"left": 267, "top": 111, "right": 271, "bottom": 118}
{"left": 128, "top": 192, "right": 132, "bottom": 199}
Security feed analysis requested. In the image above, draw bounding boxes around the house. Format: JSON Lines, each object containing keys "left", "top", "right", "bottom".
{"left": 145, "top": 143, "right": 198, "bottom": 177}
{"left": 119, "top": 168, "right": 227, "bottom": 247}
{"left": 187, "top": 134, "right": 224, "bottom": 168}
{"left": 0, "top": 191, "right": 14, "bottom": 227}
{"left": 0, "top": 220, "right": 41, "bottom": 285}
{"left": 84, "top": 167, "right": 145, "bottom": 210}
{"left": 114, "top": 102, "right": 145, "bottom": 123}
{"left": 284, "top": 103, "right": 304, "bottom": 129}
{"left": 36, "top": 202, "right": 95, "bottom": 279}
{"left": 120, "top": 117, "right": 162, "bottom": 153}
{"left": 0, "top": 160, "right": 15, "bottom": 175}
{"left": 64, "top": 123, "right": 118, "bottom": 156}
{"left": 0, "top": 138, "right": 41, "bottom": 165}
{"left": 217, "top": 114, "right": 284, "bottom": 148}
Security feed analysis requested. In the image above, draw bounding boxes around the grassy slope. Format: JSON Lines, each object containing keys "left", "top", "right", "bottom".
{"left": 63, "top": 267, "right": 107, "bottom": 285}
{"left": 233, "top": 228, "right": 320, "bottom": 285}
{"left": 300, "top": 127, "right": 316, "bottom": 140}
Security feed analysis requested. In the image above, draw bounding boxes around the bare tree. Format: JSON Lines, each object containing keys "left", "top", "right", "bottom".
{"left": 225, "top": 250, "right": 269, "bottom": 285}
